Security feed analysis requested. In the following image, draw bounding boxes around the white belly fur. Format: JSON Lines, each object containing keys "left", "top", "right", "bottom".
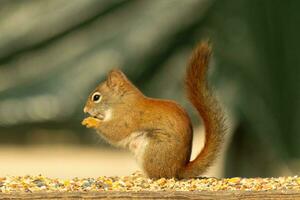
{"left": 117, "top": 132, "right": 149, "bottom": 169}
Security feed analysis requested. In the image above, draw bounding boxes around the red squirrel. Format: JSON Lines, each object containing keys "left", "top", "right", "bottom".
{"left": 82, "top": 42, "right": 226, "bottom": 179}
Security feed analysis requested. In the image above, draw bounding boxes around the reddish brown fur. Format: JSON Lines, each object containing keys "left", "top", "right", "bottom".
{"left": 178, "top": 42, "right": 226, "bottom": 178}
{"left": 83, "top": 42, "right": 225, "bottom": 179}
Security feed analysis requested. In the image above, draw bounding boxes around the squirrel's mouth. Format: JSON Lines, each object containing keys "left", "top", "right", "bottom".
{"left": 84, "top": 107, "right": 105, "bottom": 120}
{"left": 91, "top": 113, "right": 104, "bottom": 120}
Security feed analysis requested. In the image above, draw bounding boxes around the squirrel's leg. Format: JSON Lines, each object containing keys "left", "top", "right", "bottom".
{"left": 142, "top": 130, "right": 191, "bottom": 179}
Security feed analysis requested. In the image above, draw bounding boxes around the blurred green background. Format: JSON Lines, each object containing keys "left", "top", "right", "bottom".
{"left": 0, "top": 0, "right": 299, "bottom": 178}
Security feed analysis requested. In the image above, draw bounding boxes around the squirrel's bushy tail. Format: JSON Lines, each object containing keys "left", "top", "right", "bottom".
{"left": 178, "top": 42, "right": 226, "bottom": 178}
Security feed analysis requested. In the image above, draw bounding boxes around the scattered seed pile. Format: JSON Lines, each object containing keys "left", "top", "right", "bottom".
{"left": 0, "top": 172, "right": 299, "bottom": 194}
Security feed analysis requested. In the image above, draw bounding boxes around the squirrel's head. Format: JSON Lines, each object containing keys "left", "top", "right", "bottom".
{"left": 83, "top": 69, "right": 141, "bottom": 121}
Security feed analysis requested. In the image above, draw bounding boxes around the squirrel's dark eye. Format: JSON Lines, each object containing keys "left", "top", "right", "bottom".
{"left": 93, "top": 95, "right": 100, "bottom": 101}
{"left": 91, "top": 92, "right": 102, "bottom": 103}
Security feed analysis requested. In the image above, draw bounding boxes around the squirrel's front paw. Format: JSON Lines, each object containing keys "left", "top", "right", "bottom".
{"left": 82, "top": 117, "right": 101, "bottom": 128}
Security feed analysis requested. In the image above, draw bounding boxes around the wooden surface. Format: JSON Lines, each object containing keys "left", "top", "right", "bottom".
{"left": 0, "top": 190, "right": 299, "bottom": 200}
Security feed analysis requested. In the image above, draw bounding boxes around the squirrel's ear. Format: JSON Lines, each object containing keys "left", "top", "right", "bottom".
{"left": 106, "top": 69, "right": 127, "bottom": 88}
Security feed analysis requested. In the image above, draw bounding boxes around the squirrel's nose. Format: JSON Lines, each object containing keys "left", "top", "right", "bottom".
{"left": 83, "top": 107, "right": 88, "bottom": 113}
